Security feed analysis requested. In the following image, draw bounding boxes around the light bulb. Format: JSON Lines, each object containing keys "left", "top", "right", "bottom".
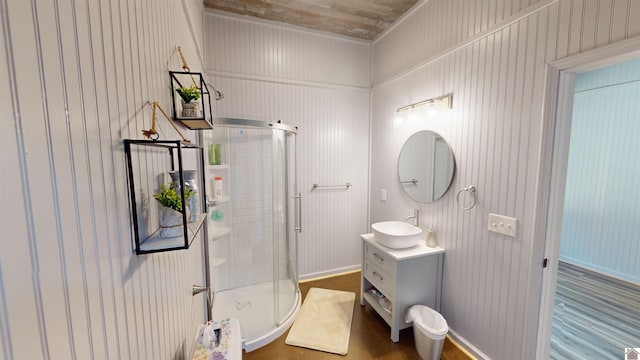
{"left": 393, "top": 114, "right": 404, "bottom": 127}
{"left": 408, "top": 107, "right": 417, "bottom": 121}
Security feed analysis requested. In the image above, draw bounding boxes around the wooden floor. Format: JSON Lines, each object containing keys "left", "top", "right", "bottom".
{"left": 242, "top": 271, "right": 470, "bottom": 360}
{"left": 550, "top": 261, "right": 640, "bottom": 360}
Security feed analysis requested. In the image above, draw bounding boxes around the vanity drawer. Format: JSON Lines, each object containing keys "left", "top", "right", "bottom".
{"left": 361, "top": 233, "right": 444, "bottom": 344}
{"left": 363, "top": 261, "right": 395, "bottom": 299}
{"left": 364, "top": 243, "right": 396, "bottom": 277}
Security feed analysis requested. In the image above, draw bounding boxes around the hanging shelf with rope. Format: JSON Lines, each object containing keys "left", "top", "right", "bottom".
{"left": 168, "top": 47, "right": 218, "bottom": 130}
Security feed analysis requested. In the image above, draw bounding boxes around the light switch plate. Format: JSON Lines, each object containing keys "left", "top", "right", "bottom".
{"left": 488, "top": 213, "right": 517, "bottom": 237}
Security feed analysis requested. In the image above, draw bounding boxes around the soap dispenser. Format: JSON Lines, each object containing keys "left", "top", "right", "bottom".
{"left": 425, "top": 225, "right": 437, "bottom": 248}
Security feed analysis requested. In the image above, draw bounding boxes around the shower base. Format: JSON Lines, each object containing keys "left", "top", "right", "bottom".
{"left": 212, "top": 280, "right": 301, "bottom": 352}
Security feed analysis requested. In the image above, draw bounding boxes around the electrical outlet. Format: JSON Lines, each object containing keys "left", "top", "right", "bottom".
{"left": 488, "top": 213, "right": 517, "bottom": 237}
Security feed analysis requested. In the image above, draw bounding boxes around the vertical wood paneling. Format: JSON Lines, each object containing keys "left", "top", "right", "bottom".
{"left": 205, "top": 12, "right": 371, "bottom": 89}
{"left": 0, "top": 10, "right": 15, "bottom": 358}
{"left": 2, "top": 1, "right": 50, "bottom": 358}
{"left": 208, "top": 75, "right": 370, "bottom": 278}
{"left": 372, "top": 0, "right": 547, "bottom": 84}
{"left": 204, "top": 14, "right": 371, "bottom": 278}
{"left": 1, "top": 0, "right": 208, "bottom": 358}
{"left": 34, "top": 0, "right": 78, "bottom": 357}
{"left": 374, "top": 0, "right": 640, "bottom": 86}
{"left": 371, "top": 0, "right": 639, "bottom": 359}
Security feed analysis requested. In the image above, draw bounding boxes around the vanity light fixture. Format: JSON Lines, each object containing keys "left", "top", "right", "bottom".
{"left": 396, "top": 94, "right": 453, "bottom": 113}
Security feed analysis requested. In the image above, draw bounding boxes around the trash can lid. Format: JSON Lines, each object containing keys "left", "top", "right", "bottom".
{"left": 405, "top": 305, "right": 448, "bottom": 339}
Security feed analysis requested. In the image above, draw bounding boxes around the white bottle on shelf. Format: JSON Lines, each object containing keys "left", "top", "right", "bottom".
{"left": 213, "top": 176, "right": 223, "bottom": 199}
{"left": 425, "top": 225, "right": 437, "bottom": 247}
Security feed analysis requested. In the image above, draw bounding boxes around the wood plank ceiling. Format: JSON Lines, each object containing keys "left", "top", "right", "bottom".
{"left": 203, "top": 0, "right": 420, "bottom": 40}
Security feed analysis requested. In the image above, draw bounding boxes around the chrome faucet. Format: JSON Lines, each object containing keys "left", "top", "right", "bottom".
{"left": 405, "top": 208, "right": 420, "bottom": 227}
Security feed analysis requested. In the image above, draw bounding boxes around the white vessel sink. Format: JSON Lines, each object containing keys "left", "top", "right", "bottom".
{"left": 371, "top": 221, "right": 422, "bottom": 249}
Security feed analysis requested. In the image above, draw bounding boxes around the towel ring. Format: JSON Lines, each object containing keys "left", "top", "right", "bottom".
{"left": 456, "top": 185, "right": 477, "bottom": 210}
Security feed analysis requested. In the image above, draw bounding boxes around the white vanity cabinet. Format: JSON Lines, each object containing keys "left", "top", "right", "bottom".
{"left": 360, "top": 233, "right": 444, "bottom": 342}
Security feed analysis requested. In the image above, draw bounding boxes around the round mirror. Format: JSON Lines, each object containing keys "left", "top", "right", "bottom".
{"left": 398, "top": 130, "right": 455, "bottom": 203}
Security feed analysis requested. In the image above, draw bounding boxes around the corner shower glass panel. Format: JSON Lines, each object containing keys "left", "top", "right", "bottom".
{"left": 205, "top": 119, "right": 299, "bottom": 350}
{"left": 271, "top": 129, "right": 297, "bottom": 325}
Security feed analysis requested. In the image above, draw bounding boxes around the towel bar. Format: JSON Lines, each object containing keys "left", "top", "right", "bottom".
{"left": 312, "top": 182, "right": 352, "bottom": 190}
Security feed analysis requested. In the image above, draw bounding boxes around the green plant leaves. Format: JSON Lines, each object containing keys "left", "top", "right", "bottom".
{"left": 176, "top": 85, "right": 201, "bottom": 103}
{"left": 153, "top": 182, "right": 193, "bottom": 211}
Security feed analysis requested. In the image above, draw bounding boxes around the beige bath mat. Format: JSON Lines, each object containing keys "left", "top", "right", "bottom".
{"left": 285, "top": 287, "right": 355, "bottom": 355}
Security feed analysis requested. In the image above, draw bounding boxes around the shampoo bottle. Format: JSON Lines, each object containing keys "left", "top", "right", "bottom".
{"left": 426, "top": 226, "right": 437, "bottom": 247}
{"left": 214, "top": 144, "right": 222, "bottom": 165}
{"left": 208, "top": 144, "right": 216, "bottom": 165}
{"left": 213, "top": 176, "right": 223, "bottom": 199}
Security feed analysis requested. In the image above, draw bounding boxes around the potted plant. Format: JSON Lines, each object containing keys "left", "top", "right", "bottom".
{"left": 176, "top": 85, "right": 201, "bottom": 117}
{"left": 153, "top": 182, "right": 193, "bottom": 237}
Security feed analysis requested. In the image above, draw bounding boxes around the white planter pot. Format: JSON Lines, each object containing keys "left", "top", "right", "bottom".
{"left": 159, "top": 206, "right": 185, "bottom": 238}
{"left": 181, "top": 100, "right": 199, "bottom": 117}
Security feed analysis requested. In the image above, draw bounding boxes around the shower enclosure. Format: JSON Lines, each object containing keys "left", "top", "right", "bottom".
{"left": 202, "top": 118, "right": 300, "bottom": 351}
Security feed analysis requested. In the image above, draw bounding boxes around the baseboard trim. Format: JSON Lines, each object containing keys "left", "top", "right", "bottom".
{"left": 559, "top": 257, "right": 640, "bottom": 286}
{"left": 448, "top": 329, "right": 491, "bottom": 360}
{"left": 299, "top": 265, "right": 361, "bottom": 282}
{"left": 446, "top": 335, "right": 477, "bottom": 360}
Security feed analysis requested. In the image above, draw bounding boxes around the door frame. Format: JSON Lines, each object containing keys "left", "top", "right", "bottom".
{"left": 532, "top": 35, "right": 640, "bottom": 360}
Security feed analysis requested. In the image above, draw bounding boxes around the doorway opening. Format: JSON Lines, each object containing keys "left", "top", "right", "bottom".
{"left": 534, "top": 38, "right": 640, "bottom": 360}
{"left": 550, "top": 57, "right": 640, "bottom": 359}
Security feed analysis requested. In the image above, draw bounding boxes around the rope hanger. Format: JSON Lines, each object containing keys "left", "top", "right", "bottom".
{"left": 142, "top": 101, "right": 190, "bottom": 143}
{"left": 141, "top": 46, "right": 195, "bottom": 142}
{"left": 141, "top": 46, "right": 223, "bottom": 140}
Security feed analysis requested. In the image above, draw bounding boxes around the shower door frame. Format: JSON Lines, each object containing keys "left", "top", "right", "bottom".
{"left": 270, "top": 120, "right": 301, "bottom": 328}
{"left": 200, "top": 117, "right": 300, "bottom": 337}
{"left": 279, "top": 128, "right": 300, "bottom": 326}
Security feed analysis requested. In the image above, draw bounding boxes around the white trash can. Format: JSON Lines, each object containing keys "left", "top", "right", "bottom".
{"left": 406, "top": 305, "right": 448, "bottom": 360}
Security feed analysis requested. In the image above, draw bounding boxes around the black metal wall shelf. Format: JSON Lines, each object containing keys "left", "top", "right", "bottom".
{"left": 170, "top": 71, "right": 213, "bottom": 130}
{"left": 124, "top": 139, "right": 206, "bottom": 254}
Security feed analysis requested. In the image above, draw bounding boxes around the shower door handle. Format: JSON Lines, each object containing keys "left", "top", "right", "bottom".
{"left": 294, "top": 193, "right": 302, "bottom": 233}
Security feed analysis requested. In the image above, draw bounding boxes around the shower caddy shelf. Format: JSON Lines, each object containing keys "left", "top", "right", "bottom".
{"left": 212, "top": 258, "right": 227, "bottom": 267}
{"left": 209, "top": 226, "right": 231, "bottom": 240}
{"left": 206, "top": 130, "right": 231, "bottom": 243}
{"left": 124, "top": 139, "right": 207, "bottom": 254}
{"left": 208, "top": 164, "right": 228, "bottom": 171}
{"left": 208, "top": 195, "right": 230, "bottom": 206}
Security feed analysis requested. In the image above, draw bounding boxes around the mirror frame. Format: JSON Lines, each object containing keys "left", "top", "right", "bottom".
{"left": 397, "top": 130, "right": 456, "bottom": 203}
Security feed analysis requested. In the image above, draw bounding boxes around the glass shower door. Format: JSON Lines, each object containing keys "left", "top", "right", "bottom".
{"left": 203, "top": 118, "right": 300, "bottom": 350}
{"left": 272, "top": 128, "right": 299, "bottom": 325}
{"left": 287, "top": 132, "right": 299, "bottom": 288}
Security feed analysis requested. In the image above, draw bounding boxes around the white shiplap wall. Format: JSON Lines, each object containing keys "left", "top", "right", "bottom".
{"left": 560, "top": 58, "right": 640, "bottom": 284}
{"left": 373, "top": 0, "right": 545, "bottom": 85}
{"left": 371, "top": 0, "right": 640, "bottom": 359}
{"left": 1, "top": 0, "right": 207, "bottom": 359}
{"left": 204, "top": 12, "right": 371, "bottom": 278}
{"left": 205, "top": 12, "right": 371, "bottom": 89}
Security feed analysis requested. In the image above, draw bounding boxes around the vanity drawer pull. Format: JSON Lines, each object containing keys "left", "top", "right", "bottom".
{"left": 364, "top": 261, "right": 393, "bottom": 300}
{"left": 365, "top": 250, "right": 396, "bottom": 279}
